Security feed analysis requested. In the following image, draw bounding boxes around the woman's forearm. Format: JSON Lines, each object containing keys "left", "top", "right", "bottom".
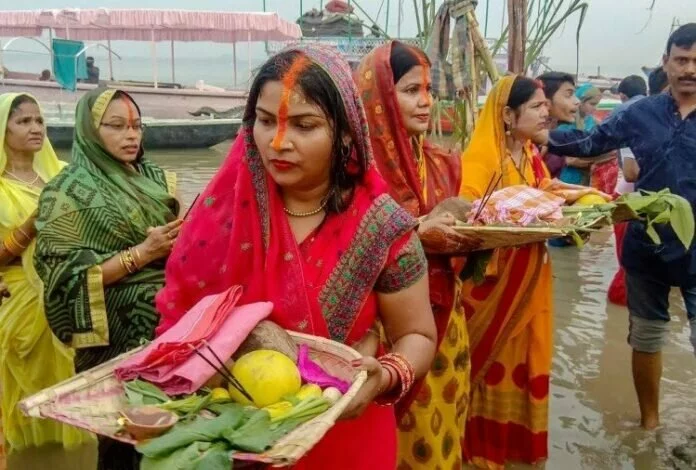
{"left": 388, "top": 333, "right": 436, "bottom": 381}
{"left": 100, "top": 244, "right": 152, "bottom": 286}
{"left": 100, "top": 254, "right": 133, "bottom": 286}
{"left": 0, "top": 245, "right": 17, "bottom": 266}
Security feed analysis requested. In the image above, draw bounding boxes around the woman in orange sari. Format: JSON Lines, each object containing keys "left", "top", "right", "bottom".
{"left": 459, "top": 75, "right": 553, "bottom": 468}
{"left": 356, "top": 41, "right": 472, "bottom": 469}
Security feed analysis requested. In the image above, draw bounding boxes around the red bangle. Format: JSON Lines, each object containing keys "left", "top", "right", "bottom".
{"left": 375, "top": 353, "right": 415, "bottom": 406}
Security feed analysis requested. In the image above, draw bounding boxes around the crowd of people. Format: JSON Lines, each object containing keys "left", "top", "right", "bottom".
{"left": 0, "top": 21, "right": 693, "bottom": 470}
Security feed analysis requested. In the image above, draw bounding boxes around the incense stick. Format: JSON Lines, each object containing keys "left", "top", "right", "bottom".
{"left": 188, "top": 344, "right": 253, "bottom": 402}
{"left": 472, "top": 172, "right": 501, "bottom": 222}
{"left": 182, "top": 194, "right": 200, "bottom": 220}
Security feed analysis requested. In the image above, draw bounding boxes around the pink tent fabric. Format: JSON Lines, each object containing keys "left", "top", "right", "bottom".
{"left": 0, "top": 11, "right": 42, "bottom": 37}
{"left": 0, "top": 9, "right": 302, "bottom": 43}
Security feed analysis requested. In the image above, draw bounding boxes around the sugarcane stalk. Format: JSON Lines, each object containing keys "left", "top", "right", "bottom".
{"left": 465, "top": 10, "right": 499, "bottom": 82}
{"left": 507, "top": 0, "right": 528, "bottom": 74}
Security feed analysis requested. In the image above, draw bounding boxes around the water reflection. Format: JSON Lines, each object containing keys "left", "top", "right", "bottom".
{"left": 56, "top": 144, "right": 696, "bottom": 469}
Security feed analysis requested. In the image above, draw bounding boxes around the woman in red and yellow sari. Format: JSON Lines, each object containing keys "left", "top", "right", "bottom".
{"left": 356, "top": 41, "right": 472, "bottom": 469}
{"left": 155, "top": 44, "right": 437, "bottom": 469}
{"left": 459, "top": 75, "right": 553, "bottom": 468}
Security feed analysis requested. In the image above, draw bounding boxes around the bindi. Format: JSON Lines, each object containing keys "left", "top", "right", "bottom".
{"left": 271, "top": 55, "right": 311, "bottom": 151}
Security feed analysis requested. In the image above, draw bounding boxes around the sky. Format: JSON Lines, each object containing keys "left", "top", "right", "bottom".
{"left": 1, "top": 0, "right": 693, "bottom": 78}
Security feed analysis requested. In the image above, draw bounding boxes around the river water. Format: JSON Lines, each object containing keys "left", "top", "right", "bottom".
{"left": 58, "top": 145, "right": 696, "bottom": 469}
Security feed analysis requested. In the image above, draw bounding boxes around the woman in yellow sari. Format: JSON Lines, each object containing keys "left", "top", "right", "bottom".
{"left": 459, "top": 76, "right": 553, "bottom": 468}
{"left": 0, "top": 93, "right": 95, "bottom": 468}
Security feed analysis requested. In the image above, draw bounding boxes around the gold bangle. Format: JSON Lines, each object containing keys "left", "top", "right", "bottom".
{"left": 125, "top": 250, "right": 136, "bottom": 274}
{"left": 2, "top": 239, "right": 21, "bottom": 257}
{"left": 3, "top": 235, "right": 24, "bottom": 256}
{"left": 129, "top": 247, "right": 142, "bottom": 271}
{"left": 118, "top": 251, "right": 129, "bottom": 273}
{"left": 9, "top": 232, "right": 27, "bottom": 250}
{"left": 120, "top": 250, "right": 135, "bottom": 274}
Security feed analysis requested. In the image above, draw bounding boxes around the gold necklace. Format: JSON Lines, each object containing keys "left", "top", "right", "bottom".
{"left": 4, "top": 169, "right": 40, "bottom": 186}
{"left": 283, "top": 199, "right": 328, "bottom": 217}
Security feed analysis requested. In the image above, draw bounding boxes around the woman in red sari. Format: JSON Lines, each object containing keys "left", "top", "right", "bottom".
{"left": 156, "top": 44, "right": 437, "bottom": 469}
{"left": 356, "top": 41, "right": 472, "bottom": 469}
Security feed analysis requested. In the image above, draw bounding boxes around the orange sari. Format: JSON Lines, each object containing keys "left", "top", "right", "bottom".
{"left": 459, "top": 76, "right": 553, "bottom": 468}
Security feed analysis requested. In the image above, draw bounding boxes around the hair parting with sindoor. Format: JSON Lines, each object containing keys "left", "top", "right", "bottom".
{"left": 245, "top": 50, "right": 368, "bottom": 214}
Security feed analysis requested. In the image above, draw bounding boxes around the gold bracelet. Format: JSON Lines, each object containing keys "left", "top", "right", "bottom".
{"left": 118, "top": 251, "right": 129, "bottom": 273}
{"left": 124, "top": 250, "right": 137, "bottom": 274}
{"left": 10, "top": 231, "right": 27, "bottom": 250}
{"left": 2, "top": 235, "right": 24, "bottom": 256}
{"left": 120, "top": 250, "right": 136, "bottom": 274}
{"left": 2, "top": 240, "right": 21, "bottom": 257}
{"left": 129, "top": 247, "right": 142, "bottom": 271}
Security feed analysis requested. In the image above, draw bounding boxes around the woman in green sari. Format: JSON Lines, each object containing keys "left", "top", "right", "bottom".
{"left": 34, "top": 89, "right": 181, "bottom": 470}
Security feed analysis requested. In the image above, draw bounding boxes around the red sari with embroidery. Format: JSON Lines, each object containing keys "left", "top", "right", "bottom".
{"left": 156, "top": 44, "right": 427, "bottom": 469}
{"left": 356, "top": 41, "right": 469, "bottom": 469}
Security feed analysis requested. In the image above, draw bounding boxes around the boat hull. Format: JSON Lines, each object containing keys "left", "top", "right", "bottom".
{"left": 0, "top": 79, "right": 247, "bottom": 120}
{"left": 47, "top": 119, "right": 241, "bottom": 150}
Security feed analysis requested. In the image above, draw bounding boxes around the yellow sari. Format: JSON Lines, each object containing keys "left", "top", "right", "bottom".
{"left": 0, "top": 93, "right": 94, "bottom": 454}
{"left": 458, "top": 77, "right": 553, "bottom": 468}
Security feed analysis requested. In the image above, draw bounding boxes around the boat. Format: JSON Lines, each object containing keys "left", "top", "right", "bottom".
{"left": 47, "top": 118, "right": 241, "bottom": 150}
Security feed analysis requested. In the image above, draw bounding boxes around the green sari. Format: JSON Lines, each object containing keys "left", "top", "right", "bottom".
{"left": 35, "top": 89, "right": 179, "bottom": 372}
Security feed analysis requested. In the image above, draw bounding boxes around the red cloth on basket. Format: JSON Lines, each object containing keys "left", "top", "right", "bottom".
{"left": 115, "top": 286, "right": 272, "bottom": 394}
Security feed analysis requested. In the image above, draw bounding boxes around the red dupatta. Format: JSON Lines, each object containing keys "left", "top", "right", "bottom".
{"left": 355, "top": 42, "right": 461, "bottom": 416}
{"left": 155, "top": 44, "right": 417, "bottom": 349}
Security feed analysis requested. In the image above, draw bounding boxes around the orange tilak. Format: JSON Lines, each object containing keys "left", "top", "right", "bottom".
{"left": 125, "top": 99, "right": 138, "bottom": 128}
{"left": 418, "top": 55, "right": 433, "bottom": 106}
{"left": 271, "top": 55, "right": 312, "bottom": 151}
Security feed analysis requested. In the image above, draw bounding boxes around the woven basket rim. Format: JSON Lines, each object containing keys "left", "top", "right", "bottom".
{"left": 19, "top": 331, "right": 368, "bottom": 466}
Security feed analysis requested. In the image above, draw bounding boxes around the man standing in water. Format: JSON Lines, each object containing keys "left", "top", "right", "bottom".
{"left": 542, "top": 23, "right": 696, "bottom": 430}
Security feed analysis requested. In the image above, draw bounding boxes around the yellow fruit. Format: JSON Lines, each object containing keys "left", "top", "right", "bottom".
{"left": 228, "top": 349, "right": 301, "bottom": 408}
{"left": 211, "top": 387, "right": 230, "bottom": 402}
{"left": 263, "top": 401, "right": 293, "bottom": 419}
{"left": 296, "top": 384, "right": 322, "bottom": 401}
{"left": 574, "top": 194, "right": 608, "bottom": 206}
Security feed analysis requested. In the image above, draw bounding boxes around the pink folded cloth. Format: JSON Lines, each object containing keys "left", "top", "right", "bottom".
{"left": 297, "top": 344, "right": 351, "bottom": 394}
{"left": 468, "top": 185, "right": 565, "bottom": 226}
{"left": 115, "top": 286, "right": 273, "bottom": 395}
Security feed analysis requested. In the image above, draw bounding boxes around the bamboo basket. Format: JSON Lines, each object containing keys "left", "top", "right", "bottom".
{"left": 452, "top": 224, "right": 568, "bottom": 251}
{"left": 20, "top": 331, "right": 367, "bottom": 467}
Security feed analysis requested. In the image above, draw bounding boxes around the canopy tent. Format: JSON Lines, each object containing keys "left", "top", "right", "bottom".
{"left": 0, "top": 9, "right": 302, "bottom": 88}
